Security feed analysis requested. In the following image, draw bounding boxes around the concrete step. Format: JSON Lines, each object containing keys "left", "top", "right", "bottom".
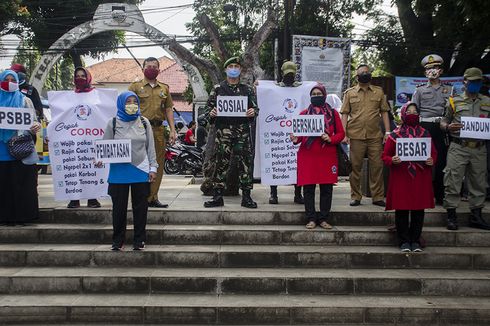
{"left": 0, "top": 293, "right": 489, "bottom": 325}
{"left": 1, "top": 224, "right": 489, "bottom": 247}
{"left": 0, "top": 267, "right": 489, "bottom": 297}
{"left": 38, "top": 207, "right": 470, "bottom": 226}
{"left": 1, "top": 244, "right": 489, "bottom": 269}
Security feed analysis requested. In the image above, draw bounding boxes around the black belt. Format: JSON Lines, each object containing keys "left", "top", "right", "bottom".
{"left": 149, "top": 120, "right": 163, "bottom": 127}
{"left": 452, "top": 138, "right": 485, "bottom": 148}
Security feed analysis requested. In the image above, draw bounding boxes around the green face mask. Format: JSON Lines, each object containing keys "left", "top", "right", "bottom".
{"left": 125, "top": 103, "right": 139, "bottom": 115}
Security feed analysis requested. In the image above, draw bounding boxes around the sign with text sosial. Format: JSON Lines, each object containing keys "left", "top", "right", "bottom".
{"left": 253, "top": 80, "right": 317, "bottom": 185}
{"left": 460, "top": 117, "right": 490, "bottom": 140}
{"left": 95, "top": 139, "right": 132, "bottom": 163}
{"left": 396, "top": 137, "right": 431, "bottom": 161}
{"left": 291, "top": 115, "right": 325, "bottom": 137}
{"left": 47, "top": 88, "right": 117, "bottom": 201}
{"left": 216, "top": 96, "right": 248, "bottom": 117}
{"left": 0, "top": 107, "right": 34, "bottom": 130}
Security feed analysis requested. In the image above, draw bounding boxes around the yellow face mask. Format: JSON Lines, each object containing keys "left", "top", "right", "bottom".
{"left": 125, "top": 104, "right": 139, "bottom": 115}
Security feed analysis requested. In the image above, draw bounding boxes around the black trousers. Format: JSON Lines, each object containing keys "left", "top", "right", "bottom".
{"left": 108, "top": 182, "right": 150, "bottom": 246}
{"left": 421, "top": 122, "right": 447, "bottom": 202}
{"left": 395, "top": 210, "right": 425, "bottom": 245}
{"left": 270, "top": 185, "right": 302, "bottom": 196}
{"left": 303, "top": 184, "right": 333, "bottom": 222}
{"left": 0, "top": 160, "right": 38, "bottom": 223}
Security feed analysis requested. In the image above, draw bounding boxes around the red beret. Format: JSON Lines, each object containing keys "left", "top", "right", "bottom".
{"left": 10, "top": 64, "right": 27, "bottom": 74}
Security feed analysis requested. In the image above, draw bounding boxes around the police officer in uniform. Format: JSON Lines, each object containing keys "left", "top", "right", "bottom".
{"left": 412, "top": 54, "right": 451, "bottom": 205}
{"left": 129, "top": 57, "right": 176, "bottom": 208}
{"left": 268, "top": 61, "right": 304, "bottom": 205}
{"left": 440, "top": 67, "right": 490, "bottom": 230}
{"left": 204, "top": 57, "right": 258, "bottom": 208}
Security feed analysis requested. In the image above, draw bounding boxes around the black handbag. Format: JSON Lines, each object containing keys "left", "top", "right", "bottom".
{"left": 331, "top": 109, "right": 352, "bottom": 176}
{"left": 8, "top": 133, "right": 35, "bottom": 160}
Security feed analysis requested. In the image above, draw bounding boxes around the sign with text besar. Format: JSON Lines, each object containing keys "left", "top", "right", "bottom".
{"left": 0, "top": 107, "right": 34, "bottom": 130}
{"left": 396, "top": 137, "right": 431, "bottom": 161}
{"left": 216, "top": 96, "right": 248, "bottom": 117}
{"left": 292, "top": 115, "right": 325, "bottom": 137}
{"left": 460, "top": 117, "right": 490, "bottom": 140}
{"left": 95, "top": 139, "right": 132, "bottom": 163}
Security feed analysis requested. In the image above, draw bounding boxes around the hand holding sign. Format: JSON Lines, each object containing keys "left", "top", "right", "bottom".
{"left": 246, "top": 108, "right": 255, "bottom": 118}
{"left": 426, "top": 157, "right": 434, "bottom": 166}
{"left": 448, "top": 122, "right": 463, "bottom": 133}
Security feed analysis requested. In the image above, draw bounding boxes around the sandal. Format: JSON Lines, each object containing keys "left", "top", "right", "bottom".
{"left": 306, "top": 221, "right": 316, "bottom": 229}
{"left": 319, "top": 221, "right": 332, "bottom": 229}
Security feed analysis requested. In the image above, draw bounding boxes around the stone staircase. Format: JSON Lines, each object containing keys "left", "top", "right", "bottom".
{"left": 0, "top": 208, "right": 489, "bottom": 325}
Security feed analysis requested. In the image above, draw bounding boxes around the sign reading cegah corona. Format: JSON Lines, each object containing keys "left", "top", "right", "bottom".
{"left": 0, "top": 107, "right": 33, "bottom": 130}
{"left": 216, "top": 96, "right": 248, "bottom": 117}
{"left": 291, "top": 115, "right": 325, "bottom": 137}
{"left": 396, "top": 137, "right": 431, "bottom": 161}
{"left": 460, "top": 117, "right": 490, "bottom": 140}
{"left": 95, "top": 139, "right": 132, "bottom": 163}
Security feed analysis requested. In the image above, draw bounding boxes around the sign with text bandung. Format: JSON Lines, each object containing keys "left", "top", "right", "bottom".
{"left": 291, "top": 115, "right": 325, "bottom": 137}
{"left": 396, "top": 137, "right": 431, "bottom": 161}
{"left": 95, "top": 139, "right": 132, "bottom": 163}
{"left": 0, "top": 107, "right": 34, "bottom": 130}
{"left": 216, "top": 96, "right": 248, "bottom": 117}
{"left": 460, "top": 117, "right": 490, "bottom": 140}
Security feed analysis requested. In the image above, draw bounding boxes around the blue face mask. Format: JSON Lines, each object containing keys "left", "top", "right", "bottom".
{"left": 466, "top": 80, "right": 482, "bottom": 94}
{"left": 226, "top": 67, "right": 241, "bottom": 78}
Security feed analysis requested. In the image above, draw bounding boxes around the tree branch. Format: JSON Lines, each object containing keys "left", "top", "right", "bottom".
{"left": 197, "top": 13, "right": 229, "bottom": 61}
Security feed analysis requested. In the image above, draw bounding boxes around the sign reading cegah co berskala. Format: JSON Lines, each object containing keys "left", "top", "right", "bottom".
{"left": 95, "top": 139, "right": 132, "bottom": 163}
{"left": 396, "top": 137, "right": 431, "bottom": 161}
{"left": 291, "top": 115, "right": 325, "bottom": 137}
{"left": 216, "top": 96, "right": 248, "bottom": 117}
{"left": 0, "top": 107, "right": 34, "bottom": 130}
{"left": 460, "top": 117, "right": 490, "bottom": 140}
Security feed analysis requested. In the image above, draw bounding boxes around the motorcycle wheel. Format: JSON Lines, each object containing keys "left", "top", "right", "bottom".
{"left": 164, "top": 159, "right": 180, "bottom": 175}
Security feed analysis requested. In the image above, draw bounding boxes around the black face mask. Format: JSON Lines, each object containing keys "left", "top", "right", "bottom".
{"left": 283, "top": 73, "right": 295, "bottom": 86}
{"left": 310, "top": 95, "right": 325, "bottom": 107}
{"left": 357, "top": 72, "right": 372, "bottom": 84}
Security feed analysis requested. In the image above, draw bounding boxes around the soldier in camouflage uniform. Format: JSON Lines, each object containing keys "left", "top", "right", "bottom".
{"left": 440, "top": 67, "right": 490, "bottom": 230}
{"left": 204, "top": 57, "right": 259, "bottom": 208}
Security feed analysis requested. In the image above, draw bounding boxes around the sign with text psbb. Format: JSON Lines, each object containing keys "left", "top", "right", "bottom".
{"left": 460, "top": 117, "right": 490, "bottom": 140}
{"left": 95, "top": 139, "right": 132, "bottom": 163}
{"left": 291, "top": 115, "right": 325, "bottom": 137}
{"left": 216, "top": 96, "right": 248, "bottom": 117}
{"left": 0, "top": 107, "right": 33, "bottom": 130}
{"left": 396, "top": 137, "right": 431, "bottom": 161}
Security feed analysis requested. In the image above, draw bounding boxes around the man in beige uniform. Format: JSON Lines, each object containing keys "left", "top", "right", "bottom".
{"left": 341, "top": 64, "right": 391, "bottom": 207}
{"left": 440, "top": 67, "right": 490, "bottom": 230}
{"left": 129, "top": 57, "right": 177, "bottom": 208}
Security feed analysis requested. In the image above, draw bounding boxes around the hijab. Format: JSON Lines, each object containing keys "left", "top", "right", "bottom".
{"left": 305, "top": 84, "right": 334, "bottom": 148}
{"left": 116, "top": 91, "right": 140, "bottom": 122}
{"left": 74, "top": 67, "right": 94, "bottom": 93}
{"left": 0, "top": 70, "right": 25, "bottom": 142}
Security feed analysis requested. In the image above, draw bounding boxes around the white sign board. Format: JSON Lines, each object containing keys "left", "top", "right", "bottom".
{"left": 253, "top": 81, "right": 317, "bottom": 185}
{"left": 396, "top": 137, "right": 431, "bottom": 161}
{"left": 0, "top": 107, "right": 34, "bottom": 130}
{"left": 292, "top": 115, "right": 325, "bottom": 137}
{"left": 95, "top": 139, "right": 132, "bottom": 163}
{"left": 216, "top": 96, "right": 248, "bottom": 117}
{"left": 460, "top": 117, "right": 490, "bottom": 140}
{"left": 47, "top": 88, "right": 117, "bottom": 201}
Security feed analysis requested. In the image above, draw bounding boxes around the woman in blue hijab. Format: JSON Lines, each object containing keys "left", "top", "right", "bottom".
{"left": 102, "top": 91, "right": 158, "bottom": 251}
{"left": 0, "top": 69, "right": 41, "bottom": 226}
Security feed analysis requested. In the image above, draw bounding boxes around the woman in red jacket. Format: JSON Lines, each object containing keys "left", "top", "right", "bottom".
{"left": 290, "top": 84, "right": 345, "bottom": 229}
{"left": 382, "top": 102, "right": 437, "bottom": 252}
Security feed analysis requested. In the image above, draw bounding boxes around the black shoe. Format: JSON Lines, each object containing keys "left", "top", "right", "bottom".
{"left": 469, "top": 208, "right": 490, "bottom": 230}
{"left": 87, "top": 199, "right": 101, "bottom": 208}
{"left": 67, "top": 200, "right": 80, "bottom": 208}
{"left": 148, "top": 200, "right": 168, "bottom": 208}
{"left": 446, "top": 209, "right": 458, "bottom": 230}
{"left": 111, "top": 243, "right": 123, "bottom": 251}
{"left": 373, "top": 200, "right": 386, "bottom": 207}
{"left": 294, "top": 195, "right": 304, "bottom": 205}
{"left": 241, "top": 189, "right": 257, "bottom": 209}
{"left": 204, "top": 188, "right": 224, "bottom": 208}
{"left": 133, "top": 242, "right": 145, "bottom": 251}
{"left": 400, "top": 242, "right": 411, "bottom": 252}
{"left": 269, "top": 196, "right": 278, "bottom": 204}
{"left": 411, "top": 242, "right": 423, "bottom": 252}
{"left": 350, "top": 200, "right": 361, "bottom": 206}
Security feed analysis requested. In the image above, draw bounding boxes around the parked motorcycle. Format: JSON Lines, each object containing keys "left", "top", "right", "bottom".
{"left": 164, "top": 142, "right": 203, "bottom": 176}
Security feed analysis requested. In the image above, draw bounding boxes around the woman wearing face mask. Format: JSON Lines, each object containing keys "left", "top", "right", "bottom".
{"left": 290, "top": 84, "right": 345, "bottom": 229}
{"left": 382, "top": 102, "right": 437, "bottom": 252}
{"left": 66, "top": 67, "right": 101, "bottom": 209}
{"left": 0, "top": 70, "right": 41, "bottom": 226}
{"left": 102, "top": 91, "right": 157, "bottom": 251}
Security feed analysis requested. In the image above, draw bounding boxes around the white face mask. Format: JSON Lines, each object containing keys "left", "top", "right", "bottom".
{"left": 125, "top": 104, "right": 139, "bottom": 115}
{"left": 425, "top": 68, "right": 442, "bottom": 80}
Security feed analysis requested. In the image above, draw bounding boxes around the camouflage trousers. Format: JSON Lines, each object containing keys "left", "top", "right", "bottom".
{"left": 212, "top": 124, "right": 253, "bottom": 190}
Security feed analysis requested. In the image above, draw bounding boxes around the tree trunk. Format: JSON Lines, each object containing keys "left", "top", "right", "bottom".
{"left": 70, "top": 50, "right": 83, "bottom": 68}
